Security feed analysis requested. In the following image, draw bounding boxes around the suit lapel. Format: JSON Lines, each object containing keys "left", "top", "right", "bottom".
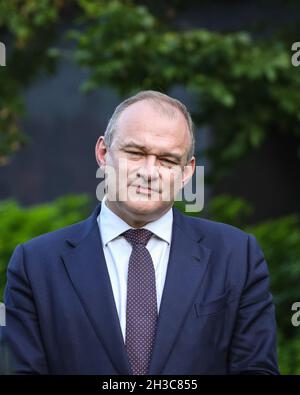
{"left": 61, "top": 204, "right": 132, "bottom": 375}
{"left": 61, "top": 203, "right": 211, "bottom": 375}
{"left": 148, "top": 208, "right": 211, "bottom": 375}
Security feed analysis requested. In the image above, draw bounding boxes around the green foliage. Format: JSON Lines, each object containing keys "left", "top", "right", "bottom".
{"left": 245, "top": 214, "right": 300, "bottom": 374}
{"left": 0, "top": 0, "right": 63, "bottom": 43}
{"left": 0, "top": 0, "right": 64, "bottom": 163}
{"left": 0, "top": 194, "right": 92, "bottom": 299}
{"left": 206, "top": 194, "right": 253, "bottom": 227}
{"left": 71, "top": 0, "right": 300, "bottom": 176}
{"left": 247, "top": 216, "right": 300, "bottom": 327}
{"left": 278, "top": 333, "right": 300, "bottom": 375}
{"left": 1, "top": 0, "right": 300, "bottom": 175}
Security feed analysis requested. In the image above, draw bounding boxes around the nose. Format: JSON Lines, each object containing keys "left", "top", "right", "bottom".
{"left": 136, "top": 155, "right": 159, "bottom": 183}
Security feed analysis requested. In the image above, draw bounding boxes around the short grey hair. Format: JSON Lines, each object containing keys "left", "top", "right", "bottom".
{"left": 103, "top": 90, "right": 195, "bottom": 163}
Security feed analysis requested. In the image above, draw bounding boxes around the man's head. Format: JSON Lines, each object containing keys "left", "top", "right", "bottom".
{"left": 96, "top": 90, "right": 196, "bottom": 227}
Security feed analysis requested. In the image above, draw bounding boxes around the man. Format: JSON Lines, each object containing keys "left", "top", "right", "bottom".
{"left": 0, "top": 91, "right": 279, "bottom": 374}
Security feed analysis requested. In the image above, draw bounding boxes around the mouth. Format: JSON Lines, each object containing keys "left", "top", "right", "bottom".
{"left": 136, "top": 186, "right": 154, "bottom": 194}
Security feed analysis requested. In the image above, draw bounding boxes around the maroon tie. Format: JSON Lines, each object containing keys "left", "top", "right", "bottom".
{"left": 123, "top": 228, "right": 158, "bottom": 375}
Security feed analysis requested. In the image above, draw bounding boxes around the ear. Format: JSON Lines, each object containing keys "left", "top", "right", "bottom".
{"left": 95, "top": 136, "right": 107, "bottom": 167}
{"left": 182, "top": 156, "right": 196, "bottom": 187}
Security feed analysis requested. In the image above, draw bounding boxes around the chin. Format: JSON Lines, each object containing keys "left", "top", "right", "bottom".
{"left": 123, "top": 198, "right": 169, "bottom": 218}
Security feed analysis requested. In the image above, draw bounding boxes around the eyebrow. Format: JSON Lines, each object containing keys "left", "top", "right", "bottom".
{"left": 121, "top": 141, "right": 182, "bottom": 162}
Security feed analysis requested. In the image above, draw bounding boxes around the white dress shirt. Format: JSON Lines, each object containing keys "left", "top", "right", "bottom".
{"left": 97, "top": 195, "right": 173, "bottom": 342}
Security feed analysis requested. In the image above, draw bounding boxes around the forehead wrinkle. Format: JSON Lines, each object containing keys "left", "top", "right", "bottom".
{"left": 120, "top": 140, "right": 183, "bottom": 160}
{"left": 121, "top": 117, "right": 187, "bottom": 144}
{"left": 121, "top": 137, "right": 178, "bottom": 153}
{"left": 116, "top": 100, "right": 188, "bottom": 158}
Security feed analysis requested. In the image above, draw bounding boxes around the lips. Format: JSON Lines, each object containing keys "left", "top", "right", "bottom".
{"left": 129, "top": 182, "right": 161, "bottom": 195}
{"left": 136, "top": 186, "right": 153, "bottom": 194}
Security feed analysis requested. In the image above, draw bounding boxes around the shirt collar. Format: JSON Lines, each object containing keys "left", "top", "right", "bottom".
{"left": 98, "top": 195, "right": 173, "bottom": 246}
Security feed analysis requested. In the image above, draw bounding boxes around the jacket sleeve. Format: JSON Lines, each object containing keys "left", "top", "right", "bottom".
{"left": 0, "top": 244, "right": 49, "bottom": 374}
{"left": 228, "top": 234, "right": 280, "bottom": 375}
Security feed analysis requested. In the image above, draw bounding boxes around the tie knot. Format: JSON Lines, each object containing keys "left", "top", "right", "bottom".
{"left": 123, "top": 228, "right": 153, "bottom": 247}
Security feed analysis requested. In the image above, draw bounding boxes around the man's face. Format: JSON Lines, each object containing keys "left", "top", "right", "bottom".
{"left": 96, "top": 100, "right": 195, "bottom": 226}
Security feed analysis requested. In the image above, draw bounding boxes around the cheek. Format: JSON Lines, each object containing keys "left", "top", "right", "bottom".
{"left": 126, "top": 164, "right": 140, "bottom": 184}
{"left": 104, "top": 152, "right": 119, "bottom": 173}
{"left": 161, "top": 168, "right": 182, "bottom": 187}
{"left": 108, "top": 156, "right": 133, "bottom": 179}
{"left": 158, "top": 171, "right": 179, "bottom": 199}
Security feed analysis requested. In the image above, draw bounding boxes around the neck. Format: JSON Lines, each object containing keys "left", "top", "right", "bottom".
{"left": 104, "top": 199, "right": 171, "bottom": 228}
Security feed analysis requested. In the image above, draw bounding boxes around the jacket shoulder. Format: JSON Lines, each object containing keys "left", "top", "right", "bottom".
{"left": 21, "top": 217, "right": 91, "bottom": 253}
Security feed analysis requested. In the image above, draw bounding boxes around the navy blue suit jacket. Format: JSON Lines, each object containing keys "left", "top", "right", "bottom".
{"left": 1, "top": 203, "right": 279, "bottom": 374}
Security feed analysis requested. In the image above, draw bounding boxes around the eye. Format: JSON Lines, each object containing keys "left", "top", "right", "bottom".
{"left": 160, "top": 158, "right": 177, "bottom": 166}
{"left": 126, "top": 150, "right": 143, "bottom": 156}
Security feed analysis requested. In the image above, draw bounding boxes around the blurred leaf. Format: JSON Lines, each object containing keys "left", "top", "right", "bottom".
{"left": 0, "top": 195, "right": 92, "bottom": 300}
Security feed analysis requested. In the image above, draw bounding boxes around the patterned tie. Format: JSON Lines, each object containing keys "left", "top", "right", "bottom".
{"left": 123, "top": 228, "right": 158, "bottom": 375}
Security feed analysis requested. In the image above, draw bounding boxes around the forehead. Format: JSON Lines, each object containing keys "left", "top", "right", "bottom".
{"left": 113, "top": 100, "right": 190, "bottom": 154}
